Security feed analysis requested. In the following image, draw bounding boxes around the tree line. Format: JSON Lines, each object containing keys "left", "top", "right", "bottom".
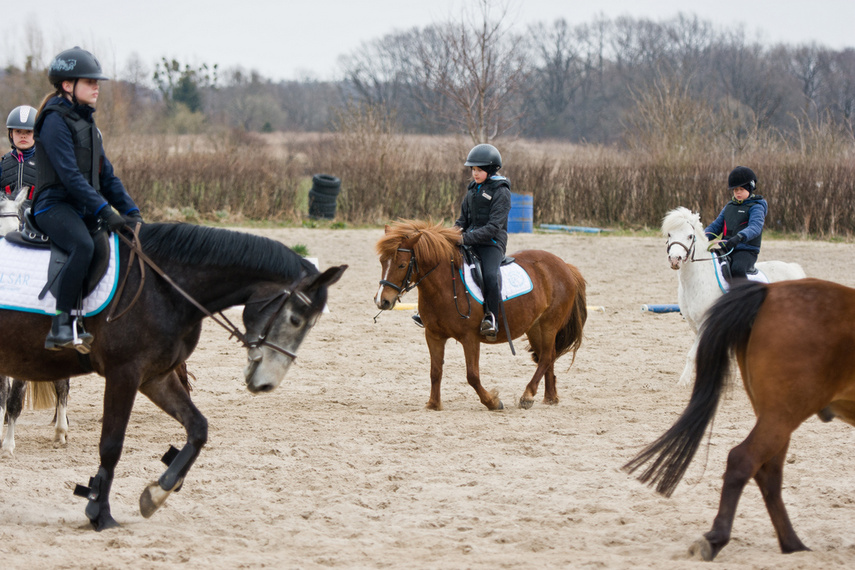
{"left": 2, "top": 7, "right": 853, "bottom": 149}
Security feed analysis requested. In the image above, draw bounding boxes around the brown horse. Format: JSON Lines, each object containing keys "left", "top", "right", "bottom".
{"left": 624, "top": 278, "right": 855, "bottom": 561}
{"left": 375, "top": 220, "right": 587, "bottom": 411}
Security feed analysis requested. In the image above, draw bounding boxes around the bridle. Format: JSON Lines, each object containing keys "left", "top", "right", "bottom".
{"left": 666, "top": 223, "right": 717, "bottom": 263}
{"left": 378, "top": 247, "right": 438, "bottom": 302}
{"left": 110, "top": 227, "right": 314, "bottom": 361}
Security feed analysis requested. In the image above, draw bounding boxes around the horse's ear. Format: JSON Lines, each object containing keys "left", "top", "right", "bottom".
{"left": 384, "top": 225, "right": 391, "bottom": 234}
{"left": 304, "top": 265, "right": 347, "bottom": 291}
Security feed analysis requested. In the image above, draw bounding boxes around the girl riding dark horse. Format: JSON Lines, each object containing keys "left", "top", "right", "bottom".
{"left": 0, "top": 221, "right": 345, "bottom": 530}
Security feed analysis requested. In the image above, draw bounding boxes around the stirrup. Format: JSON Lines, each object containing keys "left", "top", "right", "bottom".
{"left": 412, "top": 313, "right": 424, "bottom": 328}
{"left": 480, "top": 313, "right": 497, "bottom": 338}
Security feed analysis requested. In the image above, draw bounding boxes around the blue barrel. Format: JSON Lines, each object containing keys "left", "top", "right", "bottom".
{"left": 507, "top": 192, "right": 533, "bottom": 233}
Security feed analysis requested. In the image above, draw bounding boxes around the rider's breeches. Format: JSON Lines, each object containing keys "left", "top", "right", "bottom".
{"left": 473, "top": 244, "right": 503, "bottom": 318}
{"left": 730, "top": 249, "right": 758, "bottom": 279}
{"left": 36, "top": 204, "right": 95, "bottom": 312}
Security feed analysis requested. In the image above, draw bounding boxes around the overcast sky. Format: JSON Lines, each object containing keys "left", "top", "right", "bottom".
{"left": 4, "top": 0, "right": 854, "bottom": 83}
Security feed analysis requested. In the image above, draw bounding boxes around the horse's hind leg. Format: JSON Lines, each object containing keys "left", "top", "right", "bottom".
{"left": 520, "top": 329, "right": 554, "bottom": 409}
{"left": 542, "top": 362, "right": 559, "bottom": 406}
{"left": 753, "top": 439, "right": 809, "bottom": 554}
{"left": 53, "top": 379, "right": 70, "bottom": 445}
{"left": 1, "top": 379, "right": 26, "bottom": 457}
{"left": 689, "top": 423, "right": 793, "bottom": 561}
{"left": 0, "top": 375, "right": 7, "bottom": 429}
{"left": 137, "top": 365, "right": 207, "bottom": 518}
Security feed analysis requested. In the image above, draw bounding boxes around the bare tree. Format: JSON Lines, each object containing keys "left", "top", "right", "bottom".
{"left": 417, "top": 0, "right": 530, "bottom": 142}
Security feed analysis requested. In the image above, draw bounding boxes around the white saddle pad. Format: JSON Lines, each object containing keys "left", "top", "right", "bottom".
{"left": 460, "top": 261, "right": 533, "bottom": 305}
{"left": 712, "top": 252, "right": 768, "bottom": 293}
{"left": 0, "top": 234, "right": 119, "bottom": 316}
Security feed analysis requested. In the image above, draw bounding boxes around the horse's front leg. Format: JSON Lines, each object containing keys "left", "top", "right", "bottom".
{"left": 137, "top": 363, "right": 207, "bottom": 518}
{"left": 425, "top": 332, "right": 447, "bottom": 410}
{"left": 678, "top": 336, "right": 699, "bottom": 387}
{"left": 53, "top": 378, "right": 70, "bottom": 445}
{"left": 463, "top": 338, "right": 503, "bottom": 411}
{"left": 79, "top": 369, "right": 141, "bottom": 531}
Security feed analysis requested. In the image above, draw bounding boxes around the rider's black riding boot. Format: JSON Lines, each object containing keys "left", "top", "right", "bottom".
{"left": 412, "top": 313, "right": 424, "bottom": 328}
{"left": 480, "top": 311, "right": 497, "bottom": 339}
{"left": 45, "top": 312, "right": 93, "bottom": 353}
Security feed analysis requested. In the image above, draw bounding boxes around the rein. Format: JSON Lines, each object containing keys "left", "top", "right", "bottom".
{"left": 109, "top": 226, "right": 301, "bottom": 360}
{"left": 667, "top": 235, "right": 733, "bottom": 263}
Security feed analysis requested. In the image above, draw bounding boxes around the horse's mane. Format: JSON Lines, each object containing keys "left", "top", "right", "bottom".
{"left": 139, "top": 223, "right": 312, "bottom": 278}
{"left": 376, "top": 219, "right": 461, "bottom": 266}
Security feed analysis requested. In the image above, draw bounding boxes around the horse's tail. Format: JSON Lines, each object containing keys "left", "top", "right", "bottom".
{"left": 175, "top": 361, "right": 195, "bottom": 394}
{"left": 623, "top": 281, "right": 768, "bottom": 497}
{"left": 552, "top": 264, "right": 587, "bottom": 365}
{"left": 25, "top": 381, "right": 57, "bottom": 410}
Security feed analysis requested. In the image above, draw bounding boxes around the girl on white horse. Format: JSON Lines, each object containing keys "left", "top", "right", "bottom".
{"left": 0, "top": 105, "right": 38, "bottom": 202}
{"left": 704, "top": 166, "right": 766, "bottom": 282}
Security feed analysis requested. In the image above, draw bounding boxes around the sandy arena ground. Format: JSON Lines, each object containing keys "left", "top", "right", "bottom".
{"left": 2, "top": 226, "right": 855, "bottom": 569}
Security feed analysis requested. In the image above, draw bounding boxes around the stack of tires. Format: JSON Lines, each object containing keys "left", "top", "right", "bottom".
{"left": 308, "top": 174, "right": 341, "bottom": 219}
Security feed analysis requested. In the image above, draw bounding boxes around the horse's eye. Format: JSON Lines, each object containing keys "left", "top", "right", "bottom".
{"left": 290, "top": 315, "right": 303, "bottom": 327}
{"left": 398, "top": 264, "right": 406, "bottom": 269}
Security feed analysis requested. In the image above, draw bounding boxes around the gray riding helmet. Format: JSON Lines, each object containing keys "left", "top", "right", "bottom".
{"left": 6, "top": 105, "right": 37, "bottom": 148}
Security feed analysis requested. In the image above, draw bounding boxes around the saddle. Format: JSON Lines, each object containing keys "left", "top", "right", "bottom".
{"left": 4, "top": 208, "right": 111, "bottom": 300}
{"left": 712, "top": 250, "right": 759, "bottom": 284}
{"left": 460, "top": 245, "right": 514, "bottom": 291}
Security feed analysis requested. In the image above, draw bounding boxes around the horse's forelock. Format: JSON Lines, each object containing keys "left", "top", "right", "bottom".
{"left": 662, "top": 207, "right": 700, "bottom": 236}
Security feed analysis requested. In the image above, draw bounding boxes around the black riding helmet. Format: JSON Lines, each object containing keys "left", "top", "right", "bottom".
{"left": 48, "top": 46, "right": 110, "bottom": 87}
{"left": 465, "top": 144, "right": 502, "bottom": 174}
{"left": 6, "top": 105, "right": 37, "bottom": 148}
{"left": 727, "top": 166, "right": 757, "bottom": 191}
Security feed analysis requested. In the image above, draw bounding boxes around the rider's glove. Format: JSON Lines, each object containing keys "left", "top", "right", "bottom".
{"left": 724, "top": 233, "right": 744, "bottom": 251}
{"left": 123, "top": 211, "right": 144, "bottom": 225}
{"left": 100, "top": 208, "right": 126, "bottom": 232}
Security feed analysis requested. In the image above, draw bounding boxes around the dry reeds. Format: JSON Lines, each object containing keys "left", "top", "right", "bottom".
{"left": 105, "top": 121, "right": 855, "bottom": 236}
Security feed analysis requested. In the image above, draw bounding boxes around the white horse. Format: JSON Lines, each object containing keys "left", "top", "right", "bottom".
{"left": 0, "top": 191, "right": 70, "bottom": 457}
{"left": 663, "top": 207, "right": 806, "bottom": 386}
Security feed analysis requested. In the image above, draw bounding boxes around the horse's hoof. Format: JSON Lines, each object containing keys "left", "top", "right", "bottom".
{"left": 519, "top": 397, "right": 534, "bottom": 410}
{"left": 94, "top": 515, "right": 120, "bottom": 532}
{"left": 494, "top": 400, "right": 504, "bottom": 410}
{"left": 688, "top": 537, "right": 713, "bottom": 561}
{"left": 140, "top": 481, "right": 173, "bottom": 518}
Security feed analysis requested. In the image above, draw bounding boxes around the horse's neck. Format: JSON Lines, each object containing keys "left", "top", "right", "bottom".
{"left": 677, "top": 238, "right": 722, "bottom": 325}
{"left": 151, "top": 258, "right": 282, "bottom": 313}
{"left": 415, "top": 256, "right": 453, "bottom": 296}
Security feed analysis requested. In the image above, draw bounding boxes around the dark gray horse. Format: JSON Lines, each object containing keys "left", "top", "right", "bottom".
{"left": 0, "top": 221, "right": 345, "bottom": 530}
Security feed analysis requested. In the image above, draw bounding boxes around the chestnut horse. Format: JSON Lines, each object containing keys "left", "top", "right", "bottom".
{"left": 624, "top": 278, "right": 855, "bottom": 560}
{"left": 375, "top": 220, "right": 586, "bottom": 410}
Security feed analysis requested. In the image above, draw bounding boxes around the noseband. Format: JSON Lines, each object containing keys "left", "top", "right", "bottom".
{"left": 666, "top": 233, "right": 696, "bottom": 261}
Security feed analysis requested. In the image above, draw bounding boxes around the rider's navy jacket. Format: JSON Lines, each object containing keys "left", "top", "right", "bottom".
{"left": 0, "top": 146, "right": 37, "bottom": 199}
{"left": 704, "top": 195, "right": 767, "bottom": 253}
{"left": 33, "top": 96, "right": 138, "bottom": 218}
{"left": 454, "top": 175, "right": 512, "bottom": 252}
